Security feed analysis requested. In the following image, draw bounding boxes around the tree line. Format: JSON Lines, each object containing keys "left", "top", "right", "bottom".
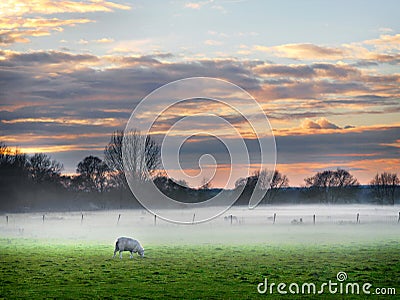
{"left": 0, "top": 131, "right": 398, "bottom": 212}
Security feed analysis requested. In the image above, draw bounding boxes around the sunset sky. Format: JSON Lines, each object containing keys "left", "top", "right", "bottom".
{"left": 1, "top": 0, "right": 399, "bottom": 187}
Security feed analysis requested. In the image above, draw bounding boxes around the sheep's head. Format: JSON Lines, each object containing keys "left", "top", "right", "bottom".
{"left": 139, "top": 248, "right": 144, "bottom": 257}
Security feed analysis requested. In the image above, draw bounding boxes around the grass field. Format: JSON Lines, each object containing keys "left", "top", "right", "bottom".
{"left": 0, "top": 239, "right": 399, "bottom": 299}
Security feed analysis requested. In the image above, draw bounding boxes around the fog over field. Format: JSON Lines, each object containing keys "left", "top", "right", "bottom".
{"left": 1, "top": 205, "right": 399, "bottom": 247}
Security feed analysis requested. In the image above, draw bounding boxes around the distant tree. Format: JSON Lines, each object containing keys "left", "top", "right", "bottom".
{"left": 235, "top": 174, "right": 247, "bottom": 189}
{"left": 266, "top": 170, "right": 289, "bottom": 203}
{"left": 234, "top": 169, "right": 289, "bottom": 204}
{"left": 104, "top": 131, "right": 125, "bottom": 188}
{"left": 252, "top": 169, "right": 270, "bottom": 190}
{"left": 0, "top": 143, "right": 31, "bottom": 210}
{"left": 0, "top": 143, "right": 29, "bottom": 179}
{"left": 76, "top": 156, "right": 109, "bottom": 193}
{"left": 29, "top": 153, "right": 63, "bottom": 184}
{"left": 235, "top": 171, "right": 257, "bottom": 190}
{"left": 304, "top": 169, "right": 359, "bottom": 203}
{"left": 104, "top": 130, "right": 161, "bottom": 187}
{"left": 176, "top": 179, "right": 188, "bottom": 188}
{"left": 59, "top": 175, "right": 74, "bottom": 190}
{"left": 153, "top": 175, "right": 190, "bottom": 202}
{"left": 235, "top": 170, "right": 288, "bottom": 189}
{"left": 0, "top": 143, "right": 13, "bottom": 166}
{"left": 370, "top": 172, "right": 399, "bottom": 205}
{"left": 199, "top": 177, "right": 212, "bottom": 190}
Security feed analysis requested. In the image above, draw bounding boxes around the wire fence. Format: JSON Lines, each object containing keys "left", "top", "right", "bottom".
{"left": 2, "top": 206, "right": 400, "bottom": 227}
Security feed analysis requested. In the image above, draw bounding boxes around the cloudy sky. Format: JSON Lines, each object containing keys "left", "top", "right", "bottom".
{"left": 1, "top": 0, "right": 399, "bottom": 187}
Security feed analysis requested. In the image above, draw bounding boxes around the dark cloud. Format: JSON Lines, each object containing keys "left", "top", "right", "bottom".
{"left": 1, "top": 49, "right": 399, "bottom": 178}
{"left": 0, "top": 106, "right": 130, "bottom": 121}
{"left": 256, "top": 63, "right": 361, "bottom": 82}
{"left": 256, "top": 64, "right": 315, "bottom": 78}
{"left": 275, "top": 126, "right": 400, "bottom": 164}
{"left": 263, "top": 78, "right": 294, "bottom": 85}
{"left": 0, "top": 32, "right": 22, "bottom": 45}
{"left": 0, "top": 121, "right": 117, "bottom": 136}
{"left": 165, "top": 126, "right": 400, "bottom": 169}
{"left": 352, "top": 60, "right": 379, "bottom": 67}
{"left": 372, "top": 53, "right": 400, "bottom": 65}
{"left": 269, "top": 111, "right": 326, "bottom": 120}
{"left": 312, "top": 63, "right": 360, "bottom": 78}
{"left": 0, "top": 50, "right": 98, "bottom": 66}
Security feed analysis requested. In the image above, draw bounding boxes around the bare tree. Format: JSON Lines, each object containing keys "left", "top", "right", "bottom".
{"left": 234, "top": 171, "right": 260, "bottom": 190}
{"left": 252, "top": 170, "right": 270, "bottom": 190}
{"left": 104, "top": 130, "right": 160, "bottom": 186}
{"left": 104, "top": 130, "right": 125, "bottom": 188}
{"left": 234, "top": 176, "right": 248, "bottom": 189}
{"left": 265, "top": 170, "right": 289, "bottom": 203}
{"left": 370, "top": 172, "right": 399, "bottom": 205}
{"left": 304, "top": 169, "right": 359, "bottom": 203}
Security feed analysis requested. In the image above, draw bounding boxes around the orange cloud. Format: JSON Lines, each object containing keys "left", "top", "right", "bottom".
{"left": 0, "top": 17, "right": 92, "bottom": 30}
{"left": 277, "top": 158, "right": 400, "bottom": 186}
{"left": 185, "top": 2, "right": 202, "bottom": 9}
{"left": 95, "top": 38, "right": 114, "bottom": 43}
{"left": 275, "top": 121, "right": 400, "bottom": 136}
{"left": 1, "top": 133, "right": 107, "bottom": 144}
{"left": 0, "top": 0, "right": 130, "bottom": 17}
{"left": 0, "top": 0, "right": 130, "bottom": 45}
{"left": 380, "top": 139, "right": 400, "bottom": 148}
{"left": 184, "top": 1, "right": 213, "bottom": 10}
{"left": 254, "top": 43, "right": 345, "bottom": 60}
{"left": 253, "top": 34, "right": 400, "bottom": 63}
{"left": 19, "top": 144, "right": 104, "bottom": 154}
{"left": 301, "top": 118, "right": 340, "bottom": 130}
{"left": 363, "top": 34, "right": 400, "bottom": 51}
{"left": 0, "top": 29, "right": 43, "bottom": 44}
{"left": 1, "top": 117, "right": 122, "bottom": 127}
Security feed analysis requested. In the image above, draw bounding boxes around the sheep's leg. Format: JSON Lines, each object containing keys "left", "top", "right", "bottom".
{"left": 113, "top": 241, "right": 119, "bottom": 258}
{"left": 130, "top": 251, "right": 133, "bottom": 259}
{"left": 119, "top": 251, "right": 123, "bottom": 259}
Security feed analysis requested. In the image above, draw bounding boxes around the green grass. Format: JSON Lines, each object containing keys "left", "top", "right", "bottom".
{"left": 0, "top": 239, "right": 399, "bottom": 299}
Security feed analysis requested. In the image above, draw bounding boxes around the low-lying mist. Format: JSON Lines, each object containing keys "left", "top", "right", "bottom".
{"left": 1, "top": 205, "right": 399, "bottom": 247}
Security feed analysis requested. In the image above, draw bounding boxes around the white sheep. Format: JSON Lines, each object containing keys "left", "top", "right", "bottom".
{"left": 113, "top": 237, "right": 144, "bottom": 259}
